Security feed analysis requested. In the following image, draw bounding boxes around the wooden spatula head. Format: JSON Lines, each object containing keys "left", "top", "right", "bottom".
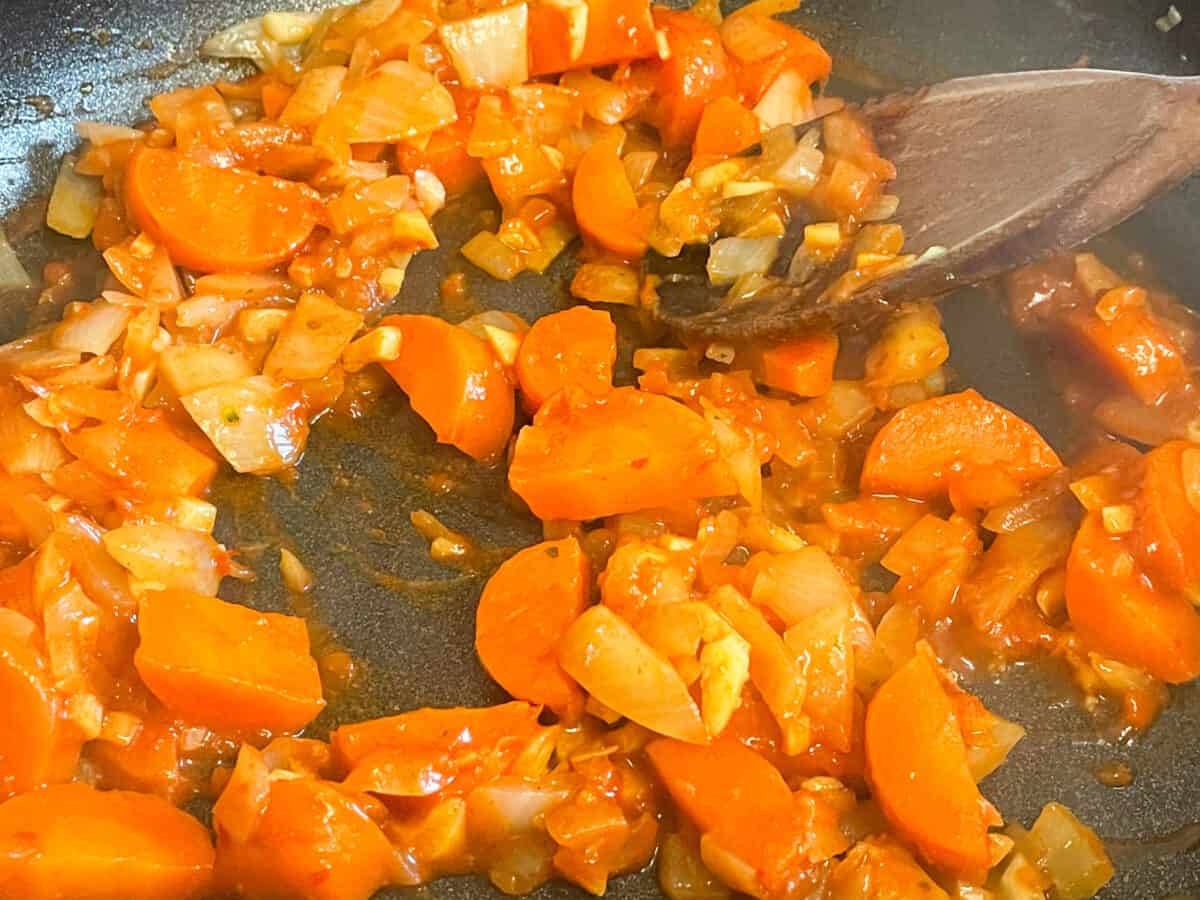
{"left": 656, "top": 69, "right": 1200, "bottom": 341}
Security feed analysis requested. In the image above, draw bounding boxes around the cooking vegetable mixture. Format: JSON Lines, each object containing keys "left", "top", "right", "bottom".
{"left": 0, "top": 0, "right": 1196, "bottom": 896}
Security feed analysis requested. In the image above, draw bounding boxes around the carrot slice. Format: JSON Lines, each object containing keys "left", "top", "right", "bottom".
{"left": 62, "top": 416, "right": 218, "bottom": 500}
{"left": 0, "top": 782, "right": 214, "bottom": 899}
{"left": 508, "top": 386, "right": 737, "bottom": 521}
{"left": 572, "top": 138, "right": 649, "bottom": 259}
{"left": 214, "top": 777, "right": 393, "bottom": 900}
{"left": 647, "top": 738, "right": 792, "bottom": 852}
{"left": 724, "top": 13, "right": 832, "bottom": 105}
{"left": 693, "top": 95, "right": 762, "bottom": 161}
{"left": 528, "top": 0, "right": 658, "bottom": 76}
{"left": 330, "top": 701, "right": 542, "bottom": 773}
{"left": 1134, "top": 440, "right": 1200, "bottom": 595}
{"left": 124, "top": 146, "right": 321, "bottom": 273}
{"left": 381, "top": 314, "right": 515, "bottom": 461}
{"left": 756, "top": 332, "right": 839, "bottom": 398}
{"left": 860, "top": 389, "right": 1062, "bottom": 508}
{"left": 648, "top": 9, "right": 738, "bottom": 148}
{"left": 476, "top": 537, "right": 588, "bottom": 718}
{"left": 0, "top": 616, "right": 76, "bottom": 798}
{"left": 1066, "top": 514, "right": 1200, "bottom": 683}
{"left": 865, "top": 650, "right": 996, "bottom": 880}
{"left": 515, "top": 307, "right": 616, "bottom": 414}
{"left": 1063, "top": 306, "right": 1189, "bottom": 404}
{"left": 134, "top": 589, "right": 326, "bottom": 734}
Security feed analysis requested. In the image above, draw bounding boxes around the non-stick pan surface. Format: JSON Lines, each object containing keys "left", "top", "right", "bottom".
{"left": 0, "top": 0, "right": 1198, "bottom": 896}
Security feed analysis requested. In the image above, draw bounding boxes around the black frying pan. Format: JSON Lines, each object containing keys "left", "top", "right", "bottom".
{"left": 1, "top": 0, "right": 1198, "bottom": 897}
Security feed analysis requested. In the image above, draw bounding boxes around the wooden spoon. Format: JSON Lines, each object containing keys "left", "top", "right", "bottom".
{"left": 654, "top": 69, "right": 1200, "bottom": 340}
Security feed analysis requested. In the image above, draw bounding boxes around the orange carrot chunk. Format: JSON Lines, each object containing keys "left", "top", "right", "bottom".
{"left": 724, "top": 13, "right": 832, "bottom": 105}
{"left": 860, "top": 389, "right": 1062, "bottom": 508}
{"left": 381, "top": 314, "right": 516, "bottom": 462}
{"left": 648, "top": 8, "right": 738, "bottom": 148}
{"left": 528, "top": 0, "right": 658, "bottom": 77}
{"left": 515, "top": 307, "right": 616, "bottom": 414}
{"left": 1066, "top": 514, "right": 1200, "bottom": 684}
{"left": 330, "top": 702, "right": 543, "bottom": 796}
{"left": 215, "top": 777, "right": 393, "bottom": 900}
{"left": 508, "top": 386, "right": 737, "bottom": 521}
{"left": 476, "top": 537, "right": 588, "bottom": 718}
{"left": 1133, "top": 440, "right": 1200, "bottom": 595}
{"left": 0, "top": 617, "right": 77, "bottom": 799}
{"left": 134, "top": 589, "right": 326, "bottom": 734}
{"left": 124, "top": 147, "right": 321, "bottom": 273}
{"left": 865, "top": 651, "right": 996, "bottom": 880}
{"left": 757, "top": 332, "right": 839, "bottom": 398}
{"left": 0, "top": 782, "right": 214, "bottom": 899}
{"left": 647, "top": 738, "right": 793, "bottom": 869}
{"left": 693, "top": 95, "right": 762, "bottom": 161}
{"left": 1063, "top": 306, "right": 1189, "bottom": 404}
{"left": 572, "top": 138, "right": 650, "bottom": 259}
{"left": 62, "top": 416, "right": 218, "bottom": 500}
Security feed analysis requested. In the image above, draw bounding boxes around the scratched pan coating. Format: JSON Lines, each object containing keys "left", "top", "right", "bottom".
{"left": 0, "top": 0, "right": 1198, "bottom": 896}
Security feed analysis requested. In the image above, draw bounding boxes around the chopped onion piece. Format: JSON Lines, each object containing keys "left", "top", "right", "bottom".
{"left": 159, "top": 343, "right": 254, "bottom": 396}
{"left": 343, "top": 326, "right": 403, "bottom": 373}
{"left": 264, "top": 292, "right": 364, "bottom": 383}
{"left": 706, "top": 237, "right": 779, "bottom": 286}
{"left": 770, "top": 144, "right": 824, "bottom": 196}
{"left": 462, "top": 231, "right": 524, "bottom": 280}
{"left": 75, "top": 120, "right": 143, "bottom": 145}
{"left": 103, "top": 523, "right": 224, "bottom": 595}
{"left": 0, "top": 404, "right": 69, "bottom": 475}
{"left": 52, "top": 301, "right": 131, "bottom": 356}
{"left": 201, "top": 16, "right": 278, "bottom": 69}
{"left": 570, "top": 263, "right": 640, "bottom": 304}
{"left": 413, "top": 169, "right": 446, "bottom": 217}
{"left": 181, "top": 375, "right": 309, "bottom": 474}
{"left": 439, "top": 4, "right": 529, "bottom": 89}
{"left": 864, "top": 193, "right": 900, "bottom": 221}
{"left": 559, "top": 605, "right": 707, "bottom": 743}
{"left": 280, "top": 547, "right": 313, "bottom": 593}
{"left": 0, "top": 228, "right": 31, "bottom": 291}
{"left": 261, "top": 10, "right": 320, "bottom": 43}
{"left": 1029, "top": 803, "right": 1114, "bottom": 900}
{"left": 46, "top": 156, "right": 102, "bottom": 239}
{"left": 658, "top": 832, "right": 730, "bottom": 900}
{"left": 753, "top": 70, "right": 812, "bottom": 130}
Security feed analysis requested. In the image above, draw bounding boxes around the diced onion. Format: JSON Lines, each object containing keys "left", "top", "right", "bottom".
{"left": 75, "top": 121, "right": 144, "bottom": 145}
{"left": 1029, "top": 802, "right": 1114, "bottom": 900}
{"left": 159, "top": 343, "right": 254, "bottom": 396}
{"left": 559, "top": 605, "right": 707, "bottom": 743}
{"left": 261, "top": 10, "right": 320, "bottom": 43}
{"left": 0, "top": 228, "right": 31, "bottom": 291}
{"left": 753, "top": 70, "right": 812, "bottom": 130}
{"left": 413, "top": 169, "right": 447, "bottom": 217}
{"left": 46, "top": 156, "right": 102, "bottom": 239}
{"left": 706, "top": 237, "right": 779, "bottom": 286}
{"left": 462, "top": 231, "right": 525, "bottom": 280}
{"left": 102, "top": 523, "right": 224, "bottom": 595}
{"left": 181, "top": 375, "right": 309, "bottom": 474}
{"left": 439, "top": 4, "right": 529, "bottom": 89}
{"left": 280, "top": 547, "right": 313, "bottom": 593}
{"left": 770, "top": 145, "right": 824, "bottom": 198}
{"left": 570, "top": 263, "right": 640, "bottom": 304}
{"left": 201, "top": 16, "right": 280, "bottom": 70}
{"left": 658, "top": 832, "right": 732, "bottom": 900}
{"left": 0, "top": 405, "right": 69, "bottom": 475}
{"left": 52, "top": 301, "right": 131, "bottom": 356}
